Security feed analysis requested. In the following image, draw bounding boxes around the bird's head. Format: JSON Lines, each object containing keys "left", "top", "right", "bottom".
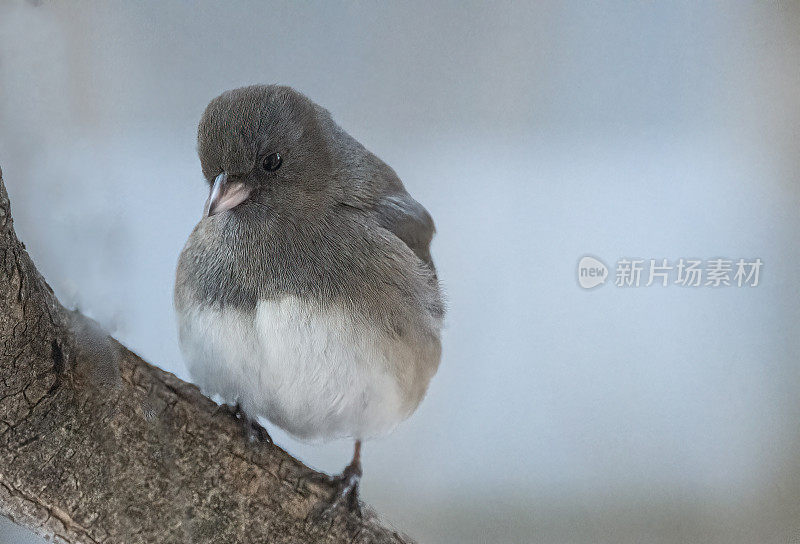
{"left": 197, "top": 85, "right": 337, "bottom": 219}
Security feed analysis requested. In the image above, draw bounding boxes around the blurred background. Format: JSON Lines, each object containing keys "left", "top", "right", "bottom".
{"left": 1, "top": 1, "right": 799, "bottom": 543}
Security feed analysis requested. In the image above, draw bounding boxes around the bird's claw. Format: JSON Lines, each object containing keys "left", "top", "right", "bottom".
{"left": 310, "top": 461, "right": 363, "bottom": 522}
{"left": 244, "top": 418, "right": 273, "bottom": 444}
{"left": 212, "top": 402, "right": 240, "bottom": 419}
{"left": 213, "top": 402, "right": 273, "bottom": 444}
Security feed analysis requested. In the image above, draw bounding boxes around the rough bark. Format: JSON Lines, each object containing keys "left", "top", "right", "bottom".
{"left": 0, "top": 166, "right": 414, "bottom": 544}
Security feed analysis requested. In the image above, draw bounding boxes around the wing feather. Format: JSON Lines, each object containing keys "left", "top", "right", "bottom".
{"left": 373, "top": 191, "right": 436, "bottom": 272}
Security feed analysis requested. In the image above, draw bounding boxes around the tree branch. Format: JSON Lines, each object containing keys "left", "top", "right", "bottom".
{"left": 0, "top": 166, "right": 414, "bottom": 544}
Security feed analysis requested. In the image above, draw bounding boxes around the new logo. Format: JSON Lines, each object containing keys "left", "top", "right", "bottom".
{"left": 578, "top": 256, "right": 608, "bottom": 289}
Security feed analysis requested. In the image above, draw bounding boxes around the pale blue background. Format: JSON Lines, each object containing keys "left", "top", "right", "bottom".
{"left": 1, "top": 2, "right": 799, "bottom": 543}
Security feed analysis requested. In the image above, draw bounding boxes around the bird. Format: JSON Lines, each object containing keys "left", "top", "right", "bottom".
{"left": 174, "top": 84, "right": 443, "bottom": 513}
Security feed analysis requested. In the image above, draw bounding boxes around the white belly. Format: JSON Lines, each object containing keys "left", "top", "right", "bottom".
{"left": 177, "top": 296, "right": 431, "bottom": 441}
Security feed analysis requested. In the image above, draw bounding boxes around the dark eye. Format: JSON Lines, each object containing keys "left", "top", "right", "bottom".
{"left": 262, "top": 152, "right": 282, "bottom": 172}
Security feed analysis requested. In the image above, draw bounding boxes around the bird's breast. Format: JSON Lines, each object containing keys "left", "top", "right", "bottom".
{"left": 176, "top": 295, "right": 439, "bottom": 441}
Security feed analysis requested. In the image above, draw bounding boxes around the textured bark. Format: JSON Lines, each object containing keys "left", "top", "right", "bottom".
{"left": 0, "top": 167, "right": 414, "bottom": 544}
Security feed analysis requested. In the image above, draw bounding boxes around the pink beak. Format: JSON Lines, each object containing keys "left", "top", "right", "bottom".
{"left": 205, "top": 172, "right": 253, "bottom": 217}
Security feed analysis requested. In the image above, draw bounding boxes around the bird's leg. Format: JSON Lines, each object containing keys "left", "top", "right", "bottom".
{"left": 213, "top": 402, "right": 272, "bottom": 444}
{"left": 337, "top": 439, "right": 362, "bottom": 512}
{"left": 312, "top": 440, "right": 363, "bottom": 520}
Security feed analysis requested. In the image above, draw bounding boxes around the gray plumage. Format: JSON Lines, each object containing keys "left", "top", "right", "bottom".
{"left": 174, "top": 85, "right": 443, "bottom": 445}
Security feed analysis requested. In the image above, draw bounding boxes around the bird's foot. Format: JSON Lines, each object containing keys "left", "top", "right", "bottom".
{"left": 243, "top": 417, "right": 273, "bottom": 444}
{"left": 213, "top": 402, "right": 273, "bottom": 444}
{"left": 212, "top": 402, "right": 240, "bottom": 420}
{"left": 311, "top": 458, "right": 363, "bottom": 521}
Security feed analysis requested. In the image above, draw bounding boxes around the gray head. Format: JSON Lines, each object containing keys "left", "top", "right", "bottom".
{"left": 182, "top": 84, "right": 439, "bottom": 318}
{"left": 197, "top": 85, "right": 351, "bottom": 219}
{"left": 177, "top": 83, "right": 443, "bottom": 381}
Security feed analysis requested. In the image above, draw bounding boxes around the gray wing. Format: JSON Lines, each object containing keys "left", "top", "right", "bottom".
{"left": 373, "top": 191, "right": 436, "bottom": 273}
{"left": 336, "top": 144, "right": 437, "bottom": 273}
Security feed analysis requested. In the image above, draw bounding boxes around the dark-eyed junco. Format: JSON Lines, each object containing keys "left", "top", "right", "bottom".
{"left": 174, "top": 85, "right": 443, "bottom": 511}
